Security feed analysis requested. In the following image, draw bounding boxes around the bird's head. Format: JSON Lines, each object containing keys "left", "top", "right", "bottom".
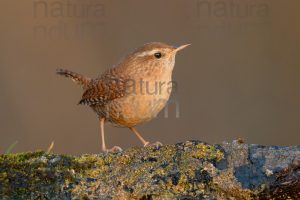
{"left": 119, "top": 42, "right": 190, "bottom": 76}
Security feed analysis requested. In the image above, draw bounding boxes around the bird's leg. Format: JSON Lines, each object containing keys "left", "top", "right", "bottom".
{"left": 100, "top": 118, "right": 122, "bottom": 152}
{"left": 100, "top": 118, "right": 107, "bottom": 151}
{"left": 129, "top": 127, "right": 151, "bottom": 147}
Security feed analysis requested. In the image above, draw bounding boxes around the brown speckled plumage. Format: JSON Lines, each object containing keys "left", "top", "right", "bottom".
{"left": 57, "top": 42, "right": 189, "bottom": 152}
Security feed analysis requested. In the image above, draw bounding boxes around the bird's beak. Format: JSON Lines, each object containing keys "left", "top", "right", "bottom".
{"left": 174, "top": 44, "right": 191, "bottom": 53}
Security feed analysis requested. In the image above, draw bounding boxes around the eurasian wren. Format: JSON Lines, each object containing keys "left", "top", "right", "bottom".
{"left": 56, "top": 42, "right": 189, "bottom": 152}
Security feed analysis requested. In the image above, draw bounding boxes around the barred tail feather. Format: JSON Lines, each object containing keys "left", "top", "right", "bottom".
{"left": 56, "top": 68, "right": 91, "bottom": 88}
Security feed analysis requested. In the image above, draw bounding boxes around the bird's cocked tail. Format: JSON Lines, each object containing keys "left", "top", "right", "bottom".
{"left": 56, "top": 69, "right": 91, "bottom": 88}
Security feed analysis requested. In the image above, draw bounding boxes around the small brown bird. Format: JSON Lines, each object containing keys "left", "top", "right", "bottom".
{"left": 57, "top": 42, "right": 189, "bottom": 152}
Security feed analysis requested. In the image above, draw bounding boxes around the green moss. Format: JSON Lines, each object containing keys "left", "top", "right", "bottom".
{"left": 0, "top": 152, "right": 75, "bottom": 198}
{"left": 0, "top": 144, "right": 215, "bottom": 198}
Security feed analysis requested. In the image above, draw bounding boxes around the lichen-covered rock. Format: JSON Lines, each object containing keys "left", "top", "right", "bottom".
{"left": 0, "top": 140, "right": 299, "bottom": 199}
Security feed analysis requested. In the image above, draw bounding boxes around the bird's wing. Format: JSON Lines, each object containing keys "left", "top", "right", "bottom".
{"left": 78, "top": 73, "right": 127, "bottom": 105}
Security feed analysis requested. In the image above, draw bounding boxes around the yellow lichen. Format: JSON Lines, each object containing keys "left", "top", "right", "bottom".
{"left": 192, "top": 144, "right": 224, "bottom": 162}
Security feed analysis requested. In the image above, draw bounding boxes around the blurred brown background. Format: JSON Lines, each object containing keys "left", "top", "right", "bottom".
{"left": 0, "top": 0, "right": 299, "bottom": 155}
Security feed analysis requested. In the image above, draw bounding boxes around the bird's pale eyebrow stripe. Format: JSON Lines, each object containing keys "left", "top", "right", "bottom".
{"left": 136, "top": 49, "right": 161, "bottom": 57}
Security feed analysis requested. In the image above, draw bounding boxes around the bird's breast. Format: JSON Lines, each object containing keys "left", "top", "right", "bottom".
{"left": 105, "top": 72, "right": 173, "bottom": 127}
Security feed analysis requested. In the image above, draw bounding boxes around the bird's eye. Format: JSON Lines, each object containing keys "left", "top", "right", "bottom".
{"left": 154, "top": 52, "right": 162, "bottom": 59}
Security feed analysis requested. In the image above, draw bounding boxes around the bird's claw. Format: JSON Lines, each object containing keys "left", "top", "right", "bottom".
{"left": 143, "top": 141, "right": 150, "bottom": 147}
{"left": 144, "top": 141, "right": 163, "bottom": 148}
{"left": 104, "top": 146, "right": 123, "bottom": 153}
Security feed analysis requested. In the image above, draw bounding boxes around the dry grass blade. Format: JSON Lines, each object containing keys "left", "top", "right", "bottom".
{"left": 47, "top": 141, "right": 55, "bottom": 153}
{"left": 5, "top": 141, "right": 18, "bottom": 154}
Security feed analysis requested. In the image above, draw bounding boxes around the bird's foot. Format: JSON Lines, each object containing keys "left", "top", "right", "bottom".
{"left": 144, "top": 141, "right": 163, "bottom": 148}
{"left": 143, "top": 141, "right": 150, "bottom": 147}
{"left": 103, "top": 146, "right": 123, "bottom": 153}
